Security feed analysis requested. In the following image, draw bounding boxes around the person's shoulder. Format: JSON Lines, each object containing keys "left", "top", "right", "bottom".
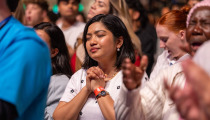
{"left": 68, "top": 69, "right": 86, "bottom": 82}
{"left": 166, "top": 62, "right": 182, "bottom": 73}
{"left": 50, "top": 74, "right": 70, "bottom": 86}
{"left": 9, "top": 17, "right": 33, "bottom": 35}
{"left": 74, "top": 21, "right": 86, "bottom": 28}
{"left": 71, "top": 68, "right": 86, "bottom": 78}
{"left": 9, "top": 17, "right": 46, "bottom": 46}
{"left": 75, "top": 21, "right": 86, "bottom": 25}
{"left": 51, "top": 74, "right": 69, "bottom": 80}
{"left": 7, "top": 19, "right": 50, "bottom": 62}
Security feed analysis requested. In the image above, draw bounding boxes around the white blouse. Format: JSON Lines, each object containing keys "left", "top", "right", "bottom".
{"left": 60, "top": 69, "right": 148, "bottom": 120}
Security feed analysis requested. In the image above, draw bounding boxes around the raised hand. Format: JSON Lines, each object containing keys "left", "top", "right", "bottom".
{"left": 86, "top": 66, "right": 106, "bottom": 92}
{"left": 122, "top": 55, "right": 148, "bottom": 90}
{"left": 182, "top": 59, "right": 210, "bottom": 119}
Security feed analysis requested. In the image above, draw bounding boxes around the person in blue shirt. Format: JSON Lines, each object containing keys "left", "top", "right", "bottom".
{"left": 0, "top": 0, "right": 52, "bottom": 120}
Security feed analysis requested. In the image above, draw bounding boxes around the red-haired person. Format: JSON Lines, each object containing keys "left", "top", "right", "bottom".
{"left": 150, "top": 6, "right": 191, "bottom": 81}
{"left": 165, "top": 1, "right": 210, "bottom": 119}
{"left": 115, "top": 9, "right": 191, "bottom": 120}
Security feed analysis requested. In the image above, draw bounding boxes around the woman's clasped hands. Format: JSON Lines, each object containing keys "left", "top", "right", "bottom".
{"left": 86, "top": 66, "right": 106, "bottom": 92}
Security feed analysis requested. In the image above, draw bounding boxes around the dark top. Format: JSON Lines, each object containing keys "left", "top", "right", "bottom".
{"left": 0, "top": 100, "right": 17, "bottom": 120}
{"left": 135, "top": 23, "right": 157, "bottom": 76}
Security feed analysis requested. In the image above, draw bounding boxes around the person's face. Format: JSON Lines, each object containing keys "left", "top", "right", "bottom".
{"left": 161, "top": 7, "right": 170, "bottom": 16}
{"left": 128, "top": 8, "right": 139, "bottom": 21}
{"left": 188, "top": 0, "right": 200, "bottom": 7}
{"left": 85, "top": 22, "right": 119, "bottom": 62}
{"left": 87, "top": 0, "right": 110, "bottom": 20}
{"left": 76, "top": 14, "right": 85, "bottom": 22}
{"left": 58, "top": 0, "right": 79, "bottom": 18}
{"left": 25, "top": 3, "right": 45, "bottom": 26}
{"left": 36, "top": 30, "right": 51, "bottom": 50}
{"left": 156, "top": 24, "right": 187, "bottom": 60}
{"left": 186, "top": 7, "right": 210, "bottom": 53}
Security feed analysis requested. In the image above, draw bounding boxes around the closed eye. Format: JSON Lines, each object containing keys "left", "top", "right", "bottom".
{"left": 160, "top": 37, "right": 168, "bottom": 43}
{"left": 86, "top": 34, "right": 92, "bottom": 41}
{"left": 203, "top": 22, "right": 210, "bottom": 25}
{"left": 189, "top": 21, "right": 196, "bottom": 26}
{"left": 98, "top": 1, "right": 105, "bottom": 7}
{"left": 97, "top": 34, "right": 105, "bottom": 37}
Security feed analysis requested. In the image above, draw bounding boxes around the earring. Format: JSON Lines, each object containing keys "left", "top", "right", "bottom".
{"left": 117, "top": 48, "right": 120, "bottom": 51}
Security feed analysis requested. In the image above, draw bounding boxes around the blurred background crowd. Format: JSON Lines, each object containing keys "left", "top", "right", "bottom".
{"left": 3, "top": 0, "right": 210, "bottom": 119}
{"left": 13, "top": 0, "right": 201, "bottom": 76}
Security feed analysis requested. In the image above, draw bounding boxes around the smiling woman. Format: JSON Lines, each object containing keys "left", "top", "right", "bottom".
{"left": 53, "top": 14, "right": 143, "bottom": 120}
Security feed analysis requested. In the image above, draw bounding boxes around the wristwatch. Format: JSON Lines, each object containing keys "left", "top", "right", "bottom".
{"left": 96, "top": 90, "right": 109, "bottom": 99}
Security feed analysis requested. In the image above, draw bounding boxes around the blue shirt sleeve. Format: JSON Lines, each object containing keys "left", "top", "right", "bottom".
{"left": 0, "top": 36, "right": 52, "bottom": 116}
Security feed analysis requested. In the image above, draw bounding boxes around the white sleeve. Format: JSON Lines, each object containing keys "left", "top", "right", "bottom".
{"left": 60, "top": 69, "right": 85, "bottom": 102}
{"left": 142, "top": 64, "right": 185, "bottom": 120}
{"left": 140, "top": 80, "right": 165, "bottom": 120}
{"left": 115, "top": 72, "right": 166, "bottom": 120}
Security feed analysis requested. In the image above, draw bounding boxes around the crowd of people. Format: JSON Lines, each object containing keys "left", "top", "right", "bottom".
{"left": 1, "top": 0, "right": 210, "bottom": 120}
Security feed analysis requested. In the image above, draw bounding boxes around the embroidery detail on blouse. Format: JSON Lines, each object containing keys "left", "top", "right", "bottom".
{"left": 71, "top": 89, "right": 74, "bottom": 93}
{"left": 79, "top": 111, "right": 83, "bottom": 115}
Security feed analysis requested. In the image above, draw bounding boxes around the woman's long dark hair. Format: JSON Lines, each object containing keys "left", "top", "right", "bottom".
{"left": 34, "top": 22, "right": 72, "bottom": 78}
{"left": 82, "top": 14, "right": 135, "bottom": 69}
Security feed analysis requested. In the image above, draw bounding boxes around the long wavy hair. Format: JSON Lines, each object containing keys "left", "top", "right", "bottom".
{"left": 107, "top": 0, "right": 142, "bottom": 55}
{"left": 34, "top": 22, "right": 72, "bottom": 78}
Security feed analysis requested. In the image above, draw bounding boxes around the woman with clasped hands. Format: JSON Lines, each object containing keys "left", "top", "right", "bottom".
{"left": 53, "top": 14, "right": 147, "bottom": 120}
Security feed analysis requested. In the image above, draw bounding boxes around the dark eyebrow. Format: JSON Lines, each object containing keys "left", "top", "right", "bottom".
{"left": 86, "top": 33, "right": 92, "bottom": 36}
{"left": 94, "top": 30, "right": 106, "bottom": 34}
{"left": 86, "top": 30, "right": 106, "bottom": 36}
